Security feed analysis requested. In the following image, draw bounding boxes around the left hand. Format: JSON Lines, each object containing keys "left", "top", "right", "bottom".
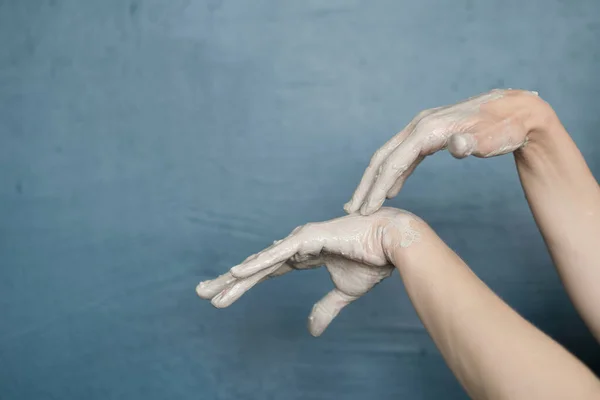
{"left": 196, "top": 208, "right": 422, "bottom": 336}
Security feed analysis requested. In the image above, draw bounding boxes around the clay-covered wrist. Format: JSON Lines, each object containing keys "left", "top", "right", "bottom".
{"left": 381, "top": 211, "right": 424, "bottom": 265}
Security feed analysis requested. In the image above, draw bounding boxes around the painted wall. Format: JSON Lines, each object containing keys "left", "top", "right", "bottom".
{"left": 1, "top": 1, "right": 599, "bottom": 399}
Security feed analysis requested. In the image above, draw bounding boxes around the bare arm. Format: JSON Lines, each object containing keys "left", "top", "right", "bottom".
{"left": 391, "top": 217, "right": 600, "bottom": 400}
{"left": 344, "top": 89, "right": 600, "bottom": 340}
{"left": 197, "top": 207, "right": 600, "bottom": 399}
{"left": 514, "top": 99, "right": 600, "bottom": 340}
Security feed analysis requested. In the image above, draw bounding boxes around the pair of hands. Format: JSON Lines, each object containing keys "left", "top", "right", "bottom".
{"left": 197, "top": 88, "right": 541, "bottom": 336}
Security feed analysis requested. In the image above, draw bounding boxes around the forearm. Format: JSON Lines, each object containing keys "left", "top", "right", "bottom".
{"left": 515, "top": 97, "right": 600, "bottom": 339}
{"left": 390, "top": 220, "right": 600, "bottom": 400}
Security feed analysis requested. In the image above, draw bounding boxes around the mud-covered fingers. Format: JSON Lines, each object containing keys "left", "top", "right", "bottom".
{"left": 307, "top": 288, "right": 358, "bottom": 337}
{"left": 209, "top": 257, "right": 325, "bottom": 308}
{"left": 196, "top": 271, "right": 237, "bottom": 299}
{"left": 385, "top": 155, "right": 424, "bottom": 199}
{"left": 344, "top": 131, "right": 412, "bottom": 214}
{"left": 210, "top": 262, "right": 285, "bottom": 308}
{"left": 360, "top": 139, "right": 421, "bottom": 215}
{"left": 229, "top": 235, "right": 301, "bottom": 278}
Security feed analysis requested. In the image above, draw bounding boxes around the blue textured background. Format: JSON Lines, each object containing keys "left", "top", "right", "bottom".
{"left": 1, "top": 1, "right": 599, "bottom": 399}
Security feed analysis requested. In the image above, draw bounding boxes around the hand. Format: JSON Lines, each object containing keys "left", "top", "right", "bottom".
{"left": 344, "top": 88, "right": 543, "bottom": 215}
{"left": 196, "top": 208, "right": 421, "bottom": 336}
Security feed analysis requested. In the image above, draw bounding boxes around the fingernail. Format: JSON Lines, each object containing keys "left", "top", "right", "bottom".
{"left": 229, "top": 263, "right": 245, "bottom": 277}
{"left": 196, "top": 281, "right": 211, "bottom": 298}
{"left": 309, "top": 328, "right": 322, "bottom": 337}
{"left": 229, "top": 265, "right": 242, "bottom": 277}
{"left": 308, "top": 316, "right": 323, "bottom": 337}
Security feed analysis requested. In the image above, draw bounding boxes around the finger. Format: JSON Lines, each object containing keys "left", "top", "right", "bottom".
{"left": 257, "top": 256, "right": 323, "bottom": 284}
{"left": 197, "top": 237, "right": 297, "bottom": 300}
{"left": 230, "top": 236, "right": 301, "bottom": 278}
{"left": 268, "top": 262, "right": 295, "bottom": 277}
{"left": 447, "top": 132, "right": 476, "bottom": 159}
{"left": 240, "top": 238, "right": 284, "bottom": 264}
{"left": 385, "top": 155, "right": 424, "bottom": 199}
{"left": 447, "top": 119, "right": 527, "bottom": 159}
{"left": 207, "top": 262, "right": 295, "bottom": 307}
{"left": 344, "top": 109, "right": 437, "bottom": 214}
{"left": 211, "top": 262, "right": 284, "bottom": 308}
{"left": 360, "top": 137, "right": 421, "bottom": 215}
{"left": 308, "top": 288, "right": 358, "bottom": 337}
{"left": 448, "top": 132, "right": 526, "bottom": 159}
{"left": 344, "top": 133, "right": 408, "bottom": 214}
{"left": 211, "top": 256, "right": 326, "bottom": 308}
{"left": 196, "top": 272, "right": 237, "bottom": 299}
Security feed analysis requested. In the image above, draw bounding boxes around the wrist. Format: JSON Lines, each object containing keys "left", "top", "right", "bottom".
{"left": 382, "top": 213, "right": 432, "bottom": 269}
{"left": 514, "top": 94, "right": 571, "bottom": 170}
{"left": 521, "top": 94, "right": 563, "bottom": 141}
{"left": 381, "top": 213, "right": 423, "bottom": 265}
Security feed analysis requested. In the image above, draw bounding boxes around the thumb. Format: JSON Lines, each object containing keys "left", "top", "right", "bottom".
{"left": 447, "top": 122, "right": 527, "bottom": 159}
{"left": 307, "top": 289, "right": 357, "bottom": 337}
{"left": 448, "top": 132, "right": 526, "bottom": 159}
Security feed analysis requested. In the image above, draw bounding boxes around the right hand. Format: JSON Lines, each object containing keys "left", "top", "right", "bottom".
{"left": 344, "top": 89, "right": 544, "bottom": 215}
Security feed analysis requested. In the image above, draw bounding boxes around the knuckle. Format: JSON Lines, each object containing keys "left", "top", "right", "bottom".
{"left": 414, "top": 118, "right": 442, "bottom": 139}
{"left": 416, "top": 113, "right": 435, "bottom": 128}
{"left": 413, "top": 108, "right": 437, "bottom": 125}
{"left": 379, "top": 163, "right": 396, "bottom": 181}
{"left": 369, "top": 149, "right": 385, "bottom": 166}
{"left": 382, "top": 156, "right": 407, "bottom": 175}
{"left": 415, "top": 109, "right": 431, "bottom": 120}
{"left": 297, "top": 222, "right": 316, "bottom": 235}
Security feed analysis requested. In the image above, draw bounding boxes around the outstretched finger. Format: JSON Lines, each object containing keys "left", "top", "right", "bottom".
{"left": 344, "top": 109, "right": 437, "bottom": 214}
{"left": 344, "top": 132, "right": 408, "bottom": 214}
{"left": 202, "top": 262, "right": 295, "bottom": 307}
{"left": 230, "top": 236, "right": 301, "bottom": 278}
{"left": 196, "top": 272, "right": 237, "bottom": 299}
{"left": 308, "top": 288, "right": 358, "bottom": 337}
{"left": 211, "top": 262, "right": 285, "bottom": 308}
{"left": 210, "top": 253, "right": 330, "bottom": 308}
{"left": 212, "top": 255, "right": 328, "bottom": 307}
{"left": 196, "top": 239, "right": 297, "bottom": 300}
{"left": 360, "top": 136, "right": 421, "bottom": 215}
{"left": 385, "top": 155, "right": 424, "bottom": 199}
{"left": 268, "top": 262, "right": 295, "bottom": 277}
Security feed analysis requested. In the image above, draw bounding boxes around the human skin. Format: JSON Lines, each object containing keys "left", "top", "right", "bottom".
{"left": 196, "top": 208, "right": 600, "bottom": 399}
{"left": 197, "top": 89, "right": 600, "bottom": 398}
{"left": 197, "top": 208, "right": 421, "bottom": 337}
{"left": 344, "top": 89, "right": 600, "bottom": 342}
{"left": 391, "top": 217, "right": 600, "bottom": 400}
